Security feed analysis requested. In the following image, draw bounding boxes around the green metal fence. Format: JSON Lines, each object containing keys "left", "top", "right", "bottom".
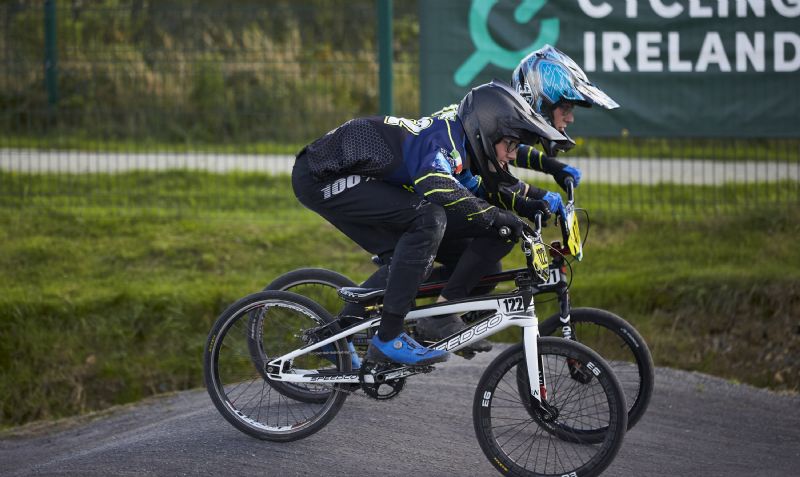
{"left": 1, "top": 0, "right": 798, "bottom": 218}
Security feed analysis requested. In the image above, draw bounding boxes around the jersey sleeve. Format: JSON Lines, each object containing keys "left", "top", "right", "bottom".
{"left": 411, "top": 149, "right": 498, "bottom": 229}
{"left": 510, "top": 144, "right": 547, "bottom": 172}
{"left": 512, "top": 144, "right": 567, "bottom": 176}
{"left": 454, "top": 169, "right": 487, "bottom": 199}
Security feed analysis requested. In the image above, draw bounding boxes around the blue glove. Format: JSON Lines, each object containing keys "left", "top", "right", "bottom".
{"left": 564, "top": 165, "right": 581, "bottom": 186}
{"left": 554, "top": 164, "right": 582, "bottom": 190}
{"left": 542, "top": 191, "right": 564, "bottom": 215}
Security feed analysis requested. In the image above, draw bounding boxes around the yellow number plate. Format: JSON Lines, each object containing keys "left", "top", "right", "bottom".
{"left": 565, "top": 209, "right": 583, "bottom": 261}
{"left": 532, "top": 241, "right": 549, "bottom": 280}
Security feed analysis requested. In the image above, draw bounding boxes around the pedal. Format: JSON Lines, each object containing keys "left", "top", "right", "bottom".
{"left": 410, "top": 365, "right": 435, "bottom": 374}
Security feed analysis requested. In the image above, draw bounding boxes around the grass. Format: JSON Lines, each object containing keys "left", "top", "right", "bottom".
{"left": 571, "top": 137, "right": 800, "bottom": 161}
{"left": 1, "top": 172, "right": 798, "bottom": 429}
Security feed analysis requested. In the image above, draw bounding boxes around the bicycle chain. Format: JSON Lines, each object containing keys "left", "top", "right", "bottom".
{"left": 303, "top": 348, "right": 434, "bottom": 402}
{"left": 300, "top": 322, "right": 439, "bottom": 402}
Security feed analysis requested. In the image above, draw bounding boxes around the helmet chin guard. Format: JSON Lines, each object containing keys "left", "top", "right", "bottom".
{"left": 457, "top": 80, "right": 569, "bottom": 193}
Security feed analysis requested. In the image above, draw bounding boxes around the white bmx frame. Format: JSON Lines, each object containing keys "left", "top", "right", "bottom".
{"left": 265, "top": 291, "right": 547, "bottom": 403}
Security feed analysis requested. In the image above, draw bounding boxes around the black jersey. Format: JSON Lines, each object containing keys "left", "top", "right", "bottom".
{"left": 301, "top": 113, "right": 498, "bottom": 229}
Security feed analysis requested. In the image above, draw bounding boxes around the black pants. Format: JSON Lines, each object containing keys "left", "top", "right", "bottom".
{"left": 434, "top": 218, "right": 513, "bottom": 301}
{"left": 293, "top": 156, "right": 445, "bottom": 338}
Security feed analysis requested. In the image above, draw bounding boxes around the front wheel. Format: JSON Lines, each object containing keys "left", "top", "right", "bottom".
{"left": 204, "top": 290, "right": 350, "bottom": 442}
{"left": 473, "top": 338, "right": 627, "bottom": 477}
{"left": 539, "top": 307, "right": 655, "bottom": 430}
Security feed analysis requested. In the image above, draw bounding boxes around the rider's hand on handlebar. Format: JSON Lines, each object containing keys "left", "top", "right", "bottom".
{"left": 542, "top": 191, "right": 565, "bottom": 219}
{"left": 553, "top": 164, "right": 581, "bottom": 191}
{"left": 492, "top": 209, "right": 524, "bottom": 242}
{"left": 514, "top": 196, "right": 552, "bottom": 224}
{"left": 498, "top": 182, "right": 553, "bottom": 224}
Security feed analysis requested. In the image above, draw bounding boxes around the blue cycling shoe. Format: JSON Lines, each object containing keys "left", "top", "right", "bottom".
{"left": 320, "top": 341, "right": 361, "bottom": 370}
{"left": 365, "top": 332, "right": 449, "bottom": 366}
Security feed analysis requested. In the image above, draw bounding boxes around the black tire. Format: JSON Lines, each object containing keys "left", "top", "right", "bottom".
{"left": 260, "top": 268, "right": 360, "bottom": 402}
{"left": 539, "top": 307, "right": 654, "bottom": 430}
{"left": 473, "top": 338, "right": 627, "bottom": 477}
{"left": 204, "top": 290, "right": 350, "bottom": 442}
{"left": 264, "top": 267, "right": 356, "bottom": 315}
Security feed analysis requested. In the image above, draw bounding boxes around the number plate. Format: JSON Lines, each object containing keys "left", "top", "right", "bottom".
{"left": 542, "top": 268, "right": 560, "bottom": 286}
{"left": 532, "top": 241, "right": 549, "bottom": 281}
{"left": 564, "top": 204, "right": 583, "bottom": 261}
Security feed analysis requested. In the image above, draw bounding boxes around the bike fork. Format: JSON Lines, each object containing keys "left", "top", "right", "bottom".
{"left": 522, "top": 325, "right": 547, "bottom": 402}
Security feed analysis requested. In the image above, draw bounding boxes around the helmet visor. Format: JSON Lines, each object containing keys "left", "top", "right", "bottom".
{"left": 575, "top": 81, "right": 620, "bottom": 110}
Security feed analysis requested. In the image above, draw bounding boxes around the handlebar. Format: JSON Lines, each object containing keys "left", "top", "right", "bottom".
{"left": 498, "top": 212, "right": 543, "bottom": 240}
{"left": 564, "top": 177, "right": 575, "bottom": 203}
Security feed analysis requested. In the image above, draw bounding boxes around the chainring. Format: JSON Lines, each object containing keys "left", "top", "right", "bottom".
{"left": 358, "top": 362, "right": 406, "bottom": 400}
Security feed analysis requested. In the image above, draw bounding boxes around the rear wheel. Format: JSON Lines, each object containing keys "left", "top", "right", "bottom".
{"left": 204, "top": 290, "right": 350, "bottom": 441}
{"left": 261, "top": 268, "right": 362, "bottom": 402}
{"left": 540, "top": 307, "right": 654, "bottom": 430}
{"left": 264, "top": 267, "right": 356, "bottom": 315}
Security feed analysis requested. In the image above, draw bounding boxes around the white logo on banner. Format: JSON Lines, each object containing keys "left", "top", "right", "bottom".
{"left": 577, "top": 0, "right": 800, "bottom": 73}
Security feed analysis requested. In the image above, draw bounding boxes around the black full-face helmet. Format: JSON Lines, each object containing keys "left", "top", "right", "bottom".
{"left": 457, "top": 80, "right": 568, "bottom": 193}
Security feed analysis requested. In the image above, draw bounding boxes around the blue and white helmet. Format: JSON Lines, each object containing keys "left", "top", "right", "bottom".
{"left": 512, "top": 45, "right": 619, "bottom": 119}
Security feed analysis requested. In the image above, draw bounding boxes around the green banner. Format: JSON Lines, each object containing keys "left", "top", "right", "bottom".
{"left": 420, "top": 0, "right": 800, "bottom": 138}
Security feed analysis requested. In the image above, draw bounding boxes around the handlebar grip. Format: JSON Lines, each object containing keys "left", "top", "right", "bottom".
{"left": 564, "top": 177, "right": 575, "bottom": 202}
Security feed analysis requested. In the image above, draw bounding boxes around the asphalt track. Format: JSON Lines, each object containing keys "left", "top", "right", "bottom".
{"left": 2, "top": 149, "right": 798, "bottom": 184}
{"left": 2, "top": 346, "right": 798, "bottom": 477}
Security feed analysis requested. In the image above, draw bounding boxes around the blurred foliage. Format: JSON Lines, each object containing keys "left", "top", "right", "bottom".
{"left": 0, "top": 0, "right": 420, "bottom": 145}
{"left": 2, "top": 1, "right": 798, "bottom": 158}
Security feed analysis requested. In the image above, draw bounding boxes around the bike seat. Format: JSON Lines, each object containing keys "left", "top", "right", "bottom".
{"left": 338, "top": 287, "right": 385, "bottom": 305}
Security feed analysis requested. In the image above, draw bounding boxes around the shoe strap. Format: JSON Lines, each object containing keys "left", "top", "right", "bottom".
{"left": 398, "top": 333, "right": 421, "bottom": 350}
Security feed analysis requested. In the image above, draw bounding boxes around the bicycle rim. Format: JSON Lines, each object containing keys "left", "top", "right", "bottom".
{"left": 473, "top": 340, "right": 626, "bottom": 477}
